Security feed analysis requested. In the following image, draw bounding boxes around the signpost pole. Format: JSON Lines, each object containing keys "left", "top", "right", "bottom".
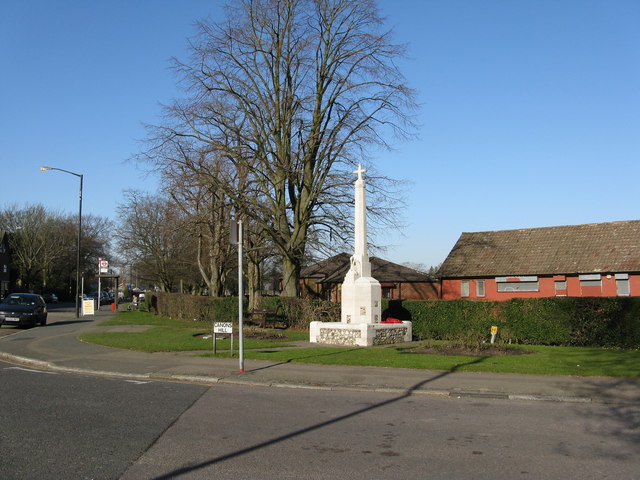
{"left": 238, "top": 220, "right": 244, "bottom": 373}
{"left": 97, "top": 259, "right": 102, "bottom": 311}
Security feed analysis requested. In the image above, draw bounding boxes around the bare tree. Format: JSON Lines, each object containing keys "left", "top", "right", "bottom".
{"left": 162, "top": 156, "right": 236, "bottom": 297}
{"left": 0, "top": 205, "right": 113, "bottom": 296}
{"left": 140, "top": 0, "right": 415, "bottom": 296}
{"left": 115, "top": 191, "right": 195, "bottom": 292}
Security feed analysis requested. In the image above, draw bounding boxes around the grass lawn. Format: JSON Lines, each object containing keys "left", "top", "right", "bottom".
{"left": 79, "top": 310, "right": 306, "bottom": 352}
{"left": 239, "top": 344, "right": 640, "bottom": 377}
{"left": 80, "top": 310, "right": 640, "bottom": 377}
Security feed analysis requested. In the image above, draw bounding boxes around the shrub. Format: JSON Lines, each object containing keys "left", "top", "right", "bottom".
{"left": 147, "top": 292, "right": 240, "bottom": 324}
{"left": 278, "top": 297, "right": 340, "bottom": 329}
{"left": 564, "top": 297, "right": 640, "bottom": 348}
{"left": 402, "top": 300, "right": 501, "bottom": 343}
{"left": 503, "top": 298, "right": 572, "bottom": 345}
{"left": 146, "top": 292, "right": 340, "bottom": 329}
{"left": 404, "top": 297, "right": 640, "bottom": 348}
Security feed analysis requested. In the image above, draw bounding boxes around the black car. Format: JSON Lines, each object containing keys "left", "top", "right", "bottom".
{"left": 0, "top": 293, "right": 48, "bottom": 328}
{"left": 41, "top": 293, "right": 59, "bottom": 304}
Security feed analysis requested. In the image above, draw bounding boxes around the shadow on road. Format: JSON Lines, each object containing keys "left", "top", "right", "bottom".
{"left": 151, "top": 356, "right": 487, "bottom": 480}
{"left": 47, "top": 319, "right": 95, "bottom": 327}
{"left": 576, "top": 376, "right": 640, "bottom": 454}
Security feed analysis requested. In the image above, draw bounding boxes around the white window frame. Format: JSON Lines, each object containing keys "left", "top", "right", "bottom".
{"left": 496, "top": 276, "right": 539, "bottom": 292}
{"left": 476, "top": 280, "right": 485, "bottom": 297}
{"left": 461, "top": 281, "right": 470, "bottom": 298}
{"left": 579, "top": 274, "right": 601, "bottom": 288}
{"left": 615, "top": 274, "right": 630, "bottom": 296}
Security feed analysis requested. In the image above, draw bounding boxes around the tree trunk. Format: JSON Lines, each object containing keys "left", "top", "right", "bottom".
{"left": 281, "top": 255, "right": 300, "bottom": 297}
{"left": 246, "top": 259, "right": 261, "bottom": 311}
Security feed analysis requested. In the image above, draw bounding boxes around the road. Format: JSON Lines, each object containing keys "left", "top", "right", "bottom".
{"left": 1, "top": 361, "right": 638, "bottom": 480}
{"left": 0, "top": 302, "right": 108, "bottom": 339}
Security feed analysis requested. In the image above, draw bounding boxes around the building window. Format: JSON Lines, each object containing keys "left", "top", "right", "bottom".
{"left": 476, "top": 280, "right": 485, "bottom": 297}
{"left": 496, "top": 276, "right": 539, "bottom": 292}
{"left": 555, "top": 280, "right": 567, "bottom": 296}
{"left": 461, "top": 281, "right": 469, "bottom": 297}
{"left": 615, "top": 274, "right": 630, "bottom": 296}
{"left": 579, "top": 274, "right": 601, "bottom": 288}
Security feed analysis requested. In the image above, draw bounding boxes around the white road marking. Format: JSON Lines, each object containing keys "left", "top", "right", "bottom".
{"left": 5, "top": 366, "right": 58, "bottom": 375}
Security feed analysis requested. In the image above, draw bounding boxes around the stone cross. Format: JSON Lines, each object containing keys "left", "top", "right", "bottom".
{"left": 354, "top": 163, "right": 367, "bottom": 180}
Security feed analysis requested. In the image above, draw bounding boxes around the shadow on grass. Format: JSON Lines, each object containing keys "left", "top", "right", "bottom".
{"left": 150, "top": 356, "right": 486, "bottom": 480}
{"left": 245, "top": 348, "right": 364, "bottom": 373}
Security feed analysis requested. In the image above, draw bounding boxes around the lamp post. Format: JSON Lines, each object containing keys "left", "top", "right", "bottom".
{"left": 40, "top": 166, "right": 83, "bottom": 318}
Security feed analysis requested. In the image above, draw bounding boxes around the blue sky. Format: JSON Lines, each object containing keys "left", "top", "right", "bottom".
{"left": 1, "top": 0, "right": 638, "bottom": 268}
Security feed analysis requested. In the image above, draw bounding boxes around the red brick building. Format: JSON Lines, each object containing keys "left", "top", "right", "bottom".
{"left": 439, "top": 220, "right": 640, "bottom": 300}
{"left": 301, "top": 253, "right": 440, "bottom": 301}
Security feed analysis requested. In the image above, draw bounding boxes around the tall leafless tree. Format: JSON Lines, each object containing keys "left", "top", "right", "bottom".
{"left": 141, "top": 0, "right": 415, "bottom": 296}
{"left": 115, "top": 191, "right": 196, "bottom": 292}
{"left": 0, "top": 205, "right": 113, "bottom": 296}
{"left": 161, "top": 152, "right": 236, "bottom": 297}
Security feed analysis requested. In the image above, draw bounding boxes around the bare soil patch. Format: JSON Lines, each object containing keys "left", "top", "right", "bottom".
{"left": 408, "top": 344, "right": 534, "bottom": 357}
{"left": 244, "top": 331, "right": 288, "bottom": 340}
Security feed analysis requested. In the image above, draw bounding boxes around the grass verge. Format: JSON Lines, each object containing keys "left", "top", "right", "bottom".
{"left": 238, "top": 344, "right": 640, "bottom": 377}
{"left": 80, "top": 310, "right": 640, "bottom": 377}
{"left": 79, "top": 310, "right": 306, "bottom": 352}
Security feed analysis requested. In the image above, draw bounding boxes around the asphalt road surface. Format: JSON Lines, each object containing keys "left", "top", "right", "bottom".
{"left": 1, "top": 361, "right": 638, "bottom": 480}
{"left": 0, "top": 302, "right": 106, "bottom": 339}
{"left": 0, "top": 360, "right": 207, "bottom": 479}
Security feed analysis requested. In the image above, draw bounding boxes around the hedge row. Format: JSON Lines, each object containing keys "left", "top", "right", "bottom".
{"left": 147, "top": 292, "right": 239, "bottom": 324}
{"left": 145, "top": 293, "right": 640, "bottom": 348}
{"left": 402, "top": 297, "right": 640, "bottom": 348}
{"left": 146, "top": 292, "right": 340, "bottom": 329}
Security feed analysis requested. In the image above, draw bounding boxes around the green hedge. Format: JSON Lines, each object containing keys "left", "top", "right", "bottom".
{"left": 257, "top": 296, "right": 341, "bottom": 329}
{"left": 146, "top": 292, "right": 340, "bottom": 329}
{"left": 147, "top": 292, "right": 240, "bottom": 324}
{"left": 403, "top": 297, "right": 640, "bottom": 348}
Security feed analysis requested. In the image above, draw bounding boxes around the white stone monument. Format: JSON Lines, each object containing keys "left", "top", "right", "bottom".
{"left": 309, "top": 164, "right": 412, "bottom": 347}
{"left": 340, "top": 164, "right": 382, "bottom": 324}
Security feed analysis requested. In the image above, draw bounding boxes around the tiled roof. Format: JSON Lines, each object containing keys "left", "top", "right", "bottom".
{"left": 439, "top": 220, "right": 640, "bottom": 278}
{"left": 301, "top": 253, "right": 434, "bottom": 283}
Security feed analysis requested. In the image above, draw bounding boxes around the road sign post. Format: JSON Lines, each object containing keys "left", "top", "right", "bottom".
{"left": 213, "top": 322, "right": 234, "bottom": 355}
{"left": 230, "top": 218, "right": 244, "bottom": 372}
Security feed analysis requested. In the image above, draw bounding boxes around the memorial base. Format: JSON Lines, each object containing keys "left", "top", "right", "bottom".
{"left": 309, "top": 321, "right": 412, "bottom": 347}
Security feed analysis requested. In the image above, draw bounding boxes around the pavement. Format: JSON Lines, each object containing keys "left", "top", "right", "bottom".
{"left": 1, "top": 307, "right": 638, "bottom": 405}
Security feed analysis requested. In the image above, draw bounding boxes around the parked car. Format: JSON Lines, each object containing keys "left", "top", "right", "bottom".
{"left": 0, "top": 293, "right": 48, "bottom": 327}
{"left": 41, "top": 293, "right": 59, "bottom": 304}
{"left": 87, "top": 292, "right": 111, "bottom": 305}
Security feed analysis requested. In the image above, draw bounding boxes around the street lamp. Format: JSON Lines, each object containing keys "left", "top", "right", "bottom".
{"left": 40, "top": 166, "right": 83, "bottom": 318}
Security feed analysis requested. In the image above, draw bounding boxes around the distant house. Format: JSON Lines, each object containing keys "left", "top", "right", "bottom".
{"left": 300, "top": 253, "right": 440, "bottom": 301}
{"left": 0, "top": 230, "right": 10, "bottom": 299}
{"left": 439, "top": 220, "right": 640, "bottom": 300}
